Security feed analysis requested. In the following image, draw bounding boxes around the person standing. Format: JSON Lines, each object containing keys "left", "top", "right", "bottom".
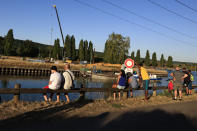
{"left": 138, "top": 63, "right": 150, "bottom": 100}
{"left": 113, "top": 69, "right": 126, "bottom": 100}
{"left": 43, "top": 66, "right": 61, "bottom": 102}
{"left": 188, "top": 70, "right": 193, "bottom": 95}
{"left": 182, "top": 68, "right": 191, "bottom": 96}
{"left": 171, "top": 66, "right": 187, "bottom": 100}
{"left": 127, "top": 72, "right": 138, "bottom": 98}
{"left": 63, "top": 63, "right": 75, "bottom": 103}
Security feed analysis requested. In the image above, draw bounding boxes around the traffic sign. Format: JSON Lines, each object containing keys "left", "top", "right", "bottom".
{"left": 124, "top": 59, "right": 134, "bottom": 68}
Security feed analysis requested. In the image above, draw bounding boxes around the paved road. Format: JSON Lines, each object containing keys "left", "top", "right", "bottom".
{"left": 1, "top": 100, "right": 197, "bottom": 131}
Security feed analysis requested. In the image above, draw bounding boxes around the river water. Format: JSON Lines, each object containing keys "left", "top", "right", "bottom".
{"left": 0, "top": 71, "right": 197, "bottom": 102}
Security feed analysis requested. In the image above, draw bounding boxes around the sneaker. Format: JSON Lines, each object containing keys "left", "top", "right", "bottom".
{"left": 173, "top": 98, "right": 177, "bottom": 100}
{"left": 179, "top": 98, "right": 182, "bottom": 100}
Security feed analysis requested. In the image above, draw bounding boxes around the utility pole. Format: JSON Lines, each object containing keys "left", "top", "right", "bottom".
{"left": 53, "top": 5, "right": 65, "bottom": 59}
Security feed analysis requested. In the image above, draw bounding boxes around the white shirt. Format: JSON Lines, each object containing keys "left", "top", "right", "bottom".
{"left": 48, "top": 72, "right": 61, "bottom": 90}
{"left": 63, "top": 70, "right": 75, "bottom": 89}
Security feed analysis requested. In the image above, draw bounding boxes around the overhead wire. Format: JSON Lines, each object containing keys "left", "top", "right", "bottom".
{"left": 147, "top": 0, "right": 197, "bottom": 25}
{"left": 102, "top": 0, "right": 197, "bottom": 41}
{"left": 73, "top": 0, "right": 197, "bottom": 48}
{"left": 174, "top": 0, "right": 197, "bottom": 13}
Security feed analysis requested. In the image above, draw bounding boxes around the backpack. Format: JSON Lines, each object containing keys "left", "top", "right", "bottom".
{"left": 190, "top": 74, "right": 194, "bottom": 81}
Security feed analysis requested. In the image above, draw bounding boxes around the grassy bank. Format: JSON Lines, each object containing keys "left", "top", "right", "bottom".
{"left": 1, "top": 92, "right": 197, "bottom": 121}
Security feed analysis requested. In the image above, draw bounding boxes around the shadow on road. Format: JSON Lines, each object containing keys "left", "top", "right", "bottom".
{"left": 1, "top": 102, "right": 197, "bottom": 131}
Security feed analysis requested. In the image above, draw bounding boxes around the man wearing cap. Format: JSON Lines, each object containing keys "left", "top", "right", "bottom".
{"left": 43, "top": 66, "right": 62, "bottom": 102}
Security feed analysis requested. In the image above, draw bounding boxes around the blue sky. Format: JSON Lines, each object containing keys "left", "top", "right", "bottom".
{"left": 0, "top": 0, "right": 197, "bottom": 63}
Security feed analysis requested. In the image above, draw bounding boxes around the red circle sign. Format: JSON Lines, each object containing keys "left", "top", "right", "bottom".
{"left": 124, "top": 59, "right": 134, "bottom": 68}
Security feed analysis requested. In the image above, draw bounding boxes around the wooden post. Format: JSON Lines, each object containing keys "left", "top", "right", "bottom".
{"left": 79, "top": 84, "right": 85, "bottom": 100}
{"left": 13, "top": 84, "right": 21, "bottom": 102}
{"left": 152, "top": 80, "right": 157, "bottom": 96}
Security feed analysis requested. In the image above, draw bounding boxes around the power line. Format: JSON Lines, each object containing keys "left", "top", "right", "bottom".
{"left": 73, "top": 0, "right": 197, "bottom": 48}
{"left": 102, "top": 0, "right": 197, "bottom": 41}
{"left": 175, "top": 0, "right": 197, "bottom": 13}
{"left": 147, "top": 0, "right": 197, "bottom": 25}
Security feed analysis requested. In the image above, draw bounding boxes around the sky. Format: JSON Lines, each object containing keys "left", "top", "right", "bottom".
{"left": 0, "top": 0, "right": 197, "bottom": 63}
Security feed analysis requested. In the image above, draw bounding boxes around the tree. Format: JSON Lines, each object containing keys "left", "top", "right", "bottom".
{"left": 4, "top": 29, "right": 14, "bottom": 56}
{"left": 152, "top": 52, "right": 157, "bottom": 67}
{"left": 17, "top": 40, "right": 39, "bottom": 57}
{"left": 135, "top": 49, "right": 141, "bottom": 64}
{"left": 0, "top": 37, "right": 4, "bottom": 54}
{"left": 131, "top": 51, "right": 135, "bottom": 60}
{"left": 88, "top": 41, "right": 93, "bottom": 63}
{"left": 103, "top": 32, "right": 130, "bottom": 64}
{"left": 160, "top": 54, "right": 165, "bottom": 67}
{"left": 79, "top": 39, "right": 84, "bottom": 61}
{"left": 145, "top": 50, "right": 150, "bottom": 66}
{"left": 52, "top": 39, "right": 61, "bottom": 60}
{"left": 71, "top": 35, "right": 76, "bottom": 60}
{"left": 84, "top": 40, "right": 88, "bottom": 61}
{"left": 167, "top": 56, "right": 173, "bottom": 67}
{"left": 64, "top": 35, "right": 71, "bottom": 58}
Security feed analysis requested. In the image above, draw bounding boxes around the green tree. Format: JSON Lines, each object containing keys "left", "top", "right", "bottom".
{"left": 64, "top": 35, "right": 71, "bottom": 58}
{"left": 135, "top": 49, "right": 141, "bottom": 64}
{"left": 4, "top": 29, "right": 14, "bottom": 56}
{"left": 103, "top": 32, "right": 130, "bottom": 64}
{"left": 84, "top": 40, "right": 88, "bottom": 61}
{"left": 88, "top": 41, "right": 93, "bottom": 63}
{"left": 160, "top": 54, "right": 165, "bottom": 67}
{"left": 71, "top": 35, "right": 76, "bottom": 60}
{"left": 131, "top": 51, "right": 135, "bottom": 60}
{"left": 79, "top": 39, "right": 84, "bottom": 61}
{"left": 152, "top": 52, "right": 157, "bottom": 67}
{"left": 0, "top": 37, "right": 4, "bottom": 54}
{"left": 52, "top": 38, "right": 61, "bottom": 60}
{"left": 145, "top": 50, "right": 150, "bottom": 66}
{"left": 167, "top": 56, "right": 173, "bottom": 67}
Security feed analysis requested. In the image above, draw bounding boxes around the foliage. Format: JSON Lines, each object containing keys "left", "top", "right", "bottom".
{"left": 167, "top": 56, "right": 173, "bottom": 67}
{"left": 4, "top": 29, "right": 14, "bottom": 56}
{"left": 131, "top": 51, "right": 135, "bottom": 60}
{"left": 157, "top": 90, "right": 172, "bottom": 97}
{"left": 135, "top": 49, "right": 141, "bottom": 64}
{"left": 79, "top": 39, "right": 84, "bottom": 61}
{"left": 104, "top": 32, "right": 130, "bottom": 64}
{"left": 71, "top": 35, "right": 76, "bottom": 60}
{"left": 0, "top": 37, "right": 4, "bottom": 54}
{"left": 160, "top": 54, "right": 165, "bottom": 67}
{"left": 152, "top": 52, "right": 157, "bottom": 67}
{"left": 17, "top": 40, "right": 39, "bottom": 57}
{"left": 88, "top": 41, "right": 93, "bottom": 63}
{"left": 145, "top": 50, "right": 150, "bottom": 66}
{"left": 52, "top": 39, "right": 61, "bottom": 60}
{"left": 64, "top": 35, "right": 71, "bottom": 58}
{"left": 84, "top": 40, "right": 88, "bottom": 61}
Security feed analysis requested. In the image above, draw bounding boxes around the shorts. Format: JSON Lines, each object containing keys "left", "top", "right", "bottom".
{"left": 174, "top": 83, "right": 183, "bottom": 91}
{"left": 188, "top": 82, "right": 192, "bottom": 90}
{"left": 143, "top": 80, "right": 150, "bottom": 90}
{"left": 117, "top": 85, "right": 125, "bottom": 89}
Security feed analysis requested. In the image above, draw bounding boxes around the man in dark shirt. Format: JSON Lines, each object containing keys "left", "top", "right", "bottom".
{"left": 182, "top": 68, "right": 191, "bottom": 96}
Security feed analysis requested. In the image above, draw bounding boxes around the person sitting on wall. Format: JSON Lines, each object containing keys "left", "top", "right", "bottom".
{"left": 43, "top": 66, "right": 62, "bottom": 103}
